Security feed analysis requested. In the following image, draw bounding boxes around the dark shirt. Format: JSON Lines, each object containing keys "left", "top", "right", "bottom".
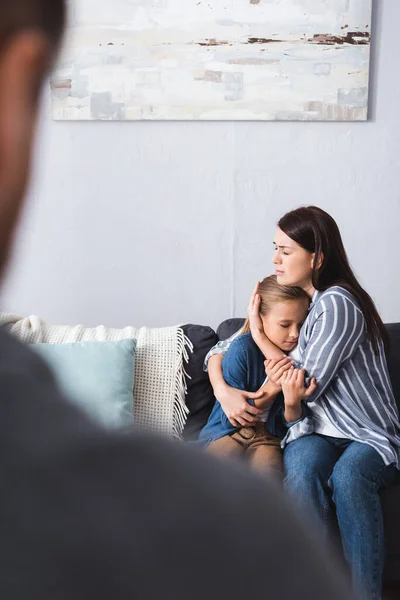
{"left": 0, "top": 327, "right": 353, "bottom": 599}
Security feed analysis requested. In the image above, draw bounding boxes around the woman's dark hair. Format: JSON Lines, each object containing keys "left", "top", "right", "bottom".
{"left": 0, "top": 0, "right": 66, "bottom": 53}
{"left": 278, "top": 206, "right": 388, "bottom": 353}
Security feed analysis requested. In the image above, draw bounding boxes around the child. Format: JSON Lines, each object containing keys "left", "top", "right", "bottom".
{"left": 199, "top": 275, "right": 316, "bottom": 477}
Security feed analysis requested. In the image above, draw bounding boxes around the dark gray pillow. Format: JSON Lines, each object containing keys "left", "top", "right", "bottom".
{"left": 181, "top": 324, "right": 218, "bottom": 441}
{"left": 217, "top": 319, "right": 245, "bottom": 343}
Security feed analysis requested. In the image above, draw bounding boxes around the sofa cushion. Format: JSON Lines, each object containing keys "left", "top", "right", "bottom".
{"left": 217, "top": 318, "right": 245, "bottom": 343}
{"left": 181, "top": 324, "right": 219, "bottom": 441}
{"left": 1, "top": 312, "right": 190, "bottom": 438}
{"left": 382, "top": 483, "right": 400, "bottom": 580}
{"left": 385, "top": 324, "right": 400, "bottom": 412}
{"left": 33, "top": 339, "right": 136, "bottom": 430}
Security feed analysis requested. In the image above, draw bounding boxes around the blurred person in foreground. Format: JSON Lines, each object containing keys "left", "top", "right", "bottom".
{"left": 0, "top": 1, "right": 354, "bottom": 598}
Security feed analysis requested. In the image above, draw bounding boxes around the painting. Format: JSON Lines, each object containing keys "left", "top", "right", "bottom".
{"left": 51, "top": 0, "right": 373, "bottom": 121}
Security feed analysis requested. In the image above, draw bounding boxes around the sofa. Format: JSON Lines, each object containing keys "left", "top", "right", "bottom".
{"left": 181, "top": 319, "right": 400, "bottom": 584}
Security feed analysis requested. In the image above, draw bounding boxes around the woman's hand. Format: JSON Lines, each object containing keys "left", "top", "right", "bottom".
{"left": 248, "top": 282, "right": 285, "bottom": 360}
{"left": 264, "top": 357, "right": 295, "bottom": 389}
{"left": 214, "top": 382, "right": 265, "bottom": 428}
{"left": 281, "top": 368, "right": 317, "bottom": 423}
{"left": 247, "top": 282, "right": 265, "bottom": 343}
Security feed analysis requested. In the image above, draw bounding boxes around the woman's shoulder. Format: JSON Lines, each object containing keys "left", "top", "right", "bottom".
{"left": 314, "top": 286, "right": 363, "bottom": 321}
{"left": 317, "top": 286, "right": 361, "bottom": 309}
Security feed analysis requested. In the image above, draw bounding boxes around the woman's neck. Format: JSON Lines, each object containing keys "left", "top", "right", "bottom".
{"left": 303, "top": 283, "right": 316, "bottom": 299}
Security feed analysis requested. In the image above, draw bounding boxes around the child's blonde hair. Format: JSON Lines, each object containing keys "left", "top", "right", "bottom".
{"left": 241, "top": 275, "right": 309, "bottom": 334}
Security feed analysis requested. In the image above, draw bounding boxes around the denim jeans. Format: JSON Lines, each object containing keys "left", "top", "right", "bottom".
{"left": 284, "top": 434, "right": 400, "bottom": 600}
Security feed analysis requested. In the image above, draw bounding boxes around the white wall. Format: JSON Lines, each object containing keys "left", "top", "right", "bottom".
{"left": 2, "top": 1, "right": 400, "bottom": 330}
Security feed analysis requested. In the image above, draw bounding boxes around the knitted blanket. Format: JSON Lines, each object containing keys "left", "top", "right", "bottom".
{"left": 0, "top": 313, "right": 193, "bottom": 438}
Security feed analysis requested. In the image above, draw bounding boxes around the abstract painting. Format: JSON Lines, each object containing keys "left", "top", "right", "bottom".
{"left": 51, "top": 0, "right": 373, "bottom": 121}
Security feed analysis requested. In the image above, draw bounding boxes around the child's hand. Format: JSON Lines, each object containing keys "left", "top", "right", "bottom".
{"left": 264, "top": 357, "right": 294, "bottom": 390}
{"left": 282, "top": 367, "right": 317, "bottom": 423}
{"left": 281, "top": 367, "right": 317, "bottom": 407}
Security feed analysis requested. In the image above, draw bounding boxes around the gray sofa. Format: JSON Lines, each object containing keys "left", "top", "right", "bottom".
{"left": 181, "top": 320, "right": 400, "bottom": 584}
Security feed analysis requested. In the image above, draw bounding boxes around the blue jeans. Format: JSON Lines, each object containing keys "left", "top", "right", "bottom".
{"left": 284, "top": 434, "right": 400, "bottom": 600}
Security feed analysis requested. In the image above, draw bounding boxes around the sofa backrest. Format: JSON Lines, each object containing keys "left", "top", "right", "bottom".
{"left": 216, "top": 318, "right": 245, "bottom": 343}
{"left": 385, "top": 324, "right": 400, "bottom": 411}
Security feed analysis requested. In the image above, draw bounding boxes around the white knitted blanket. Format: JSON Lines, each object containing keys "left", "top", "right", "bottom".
{"left": 0, "top": 313, "right": 193, "bottom": 438}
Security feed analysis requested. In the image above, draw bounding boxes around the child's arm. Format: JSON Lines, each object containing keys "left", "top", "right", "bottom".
{"left": 251, "top": 357, "right": 298, "bottom": 410}
{"left": 253, "top": 380, "right": 282, "bottom": 411}
{"left": 281, "top": 368, "right": 317, "bottom": 423}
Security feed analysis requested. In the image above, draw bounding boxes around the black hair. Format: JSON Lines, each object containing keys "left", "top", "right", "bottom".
{"left": 278, "top": 206, "right": 389, "bottom": 353}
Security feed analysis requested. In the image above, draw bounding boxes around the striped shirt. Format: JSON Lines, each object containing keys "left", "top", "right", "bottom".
{"left": 205, "top": 286, "right": 400, "bottom": 467}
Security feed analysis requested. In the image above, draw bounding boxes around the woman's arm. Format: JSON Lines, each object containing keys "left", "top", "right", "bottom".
{"left": 208, "top": 354, "right": 265, "bottom": 427}
{"left": 205, "top": 283, "right": 284, "bottom": 374}
{"left": 208, "top": 334, "right": 293, "bottom": 428}
{"left": 209, "top": 354, "right": 292, "bottom": 424}
{"left": 207, "top": 354, "right": 230, "bottom": 402}
{"left": 203, "top": 330, "right": 241, "bottom": 371}
{"left": 205, "top": 283, "right": 289, "bottom": 424}
{"left": 299, "top": 293, "right": 365, "bottom": 404}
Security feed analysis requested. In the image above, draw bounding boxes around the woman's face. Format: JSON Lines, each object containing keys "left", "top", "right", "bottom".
{"left": 273, "top": 228, "right": 315, "bottom": 291}
{"left": 261, "top": 298, "right": 309, "bottom": 352}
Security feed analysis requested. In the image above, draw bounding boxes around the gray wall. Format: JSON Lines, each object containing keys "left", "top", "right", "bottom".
{"left": 2, "top": 1, "right": 400, "bottom": 329}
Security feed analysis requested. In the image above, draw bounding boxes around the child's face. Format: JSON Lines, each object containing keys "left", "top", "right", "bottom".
{"left": 261, "top": 298, "right": 309, "bottom": 352}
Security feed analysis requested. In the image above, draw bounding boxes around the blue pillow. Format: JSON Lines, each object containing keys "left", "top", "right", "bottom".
{"left": 33, "top": 339, "right": 136, "bottom": 430}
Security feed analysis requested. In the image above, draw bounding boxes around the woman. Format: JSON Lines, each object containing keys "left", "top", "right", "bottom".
{"left": 206, "top": 206, "right": 400, "bottom": 600}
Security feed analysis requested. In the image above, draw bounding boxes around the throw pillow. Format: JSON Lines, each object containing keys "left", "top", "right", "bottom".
{"left": 217, "top": 318, "right": 245, "bottom": 342}
{"left": 33, "top": 339, "right": 136, "bottom": 430}
{"left": 181, "top": 324, "right": 219, "bottom": 441}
